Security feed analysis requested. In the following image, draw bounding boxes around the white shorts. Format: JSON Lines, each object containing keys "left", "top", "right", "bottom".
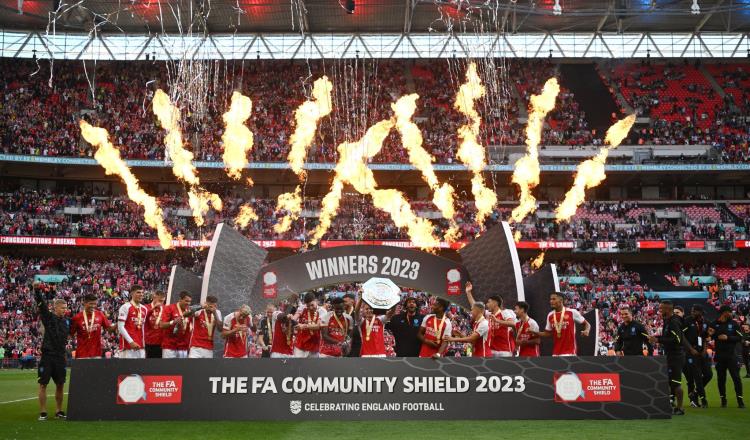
{"left": 318, "top": 354, "right": 342, "bottom": 358}
{"left": 492, "top": 351, "right": 514, "bottom": 358}
{"left": 552, "top": 353, "right": 577, "bottom": 357}
{"left": 163, "top": 349, "right": 188, "bottom": 359}
{"left": 117, "top": 349, "right": 145, "bottom": 359}
{"left": 361, "top": 354, "right": 387, "bottom": 358}
{"left": 188, "top": 347, "right": 214, "bottom": 359}
{"left": 270, "top": 352, "right": 293, "bottom": 359}
{"left": 293, "top": 348, "right": 319, "bottom": 358}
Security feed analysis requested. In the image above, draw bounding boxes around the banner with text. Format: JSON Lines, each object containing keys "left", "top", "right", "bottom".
{"left": 68, "top": 357, "right": 670, "bottom": 421}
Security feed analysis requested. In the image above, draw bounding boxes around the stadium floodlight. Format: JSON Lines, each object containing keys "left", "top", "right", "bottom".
{"left": 691, "top": 0, "right": 700, "bottom": 15}
{"left": 552, "top": 0, "right": 562, "bottom": 16}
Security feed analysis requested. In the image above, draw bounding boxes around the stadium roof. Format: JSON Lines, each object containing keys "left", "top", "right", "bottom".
{"left": 1, "top": 0, "right": 750, "bottom": 35}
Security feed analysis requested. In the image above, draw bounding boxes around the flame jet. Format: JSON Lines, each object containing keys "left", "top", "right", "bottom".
{"left": 510, "top": 78, "right": 560, "bottom": 224}
{"left": 311, "top": 119, "right": 440, "bottom": 250}
{"left": 392, "top": 94, "right": 459, "bottom": 241}
{"left": 220, "top": 91, "right": 259, "bottom": 226}
{"left": 555, "top": 115, "right": 636, "bottom": 222}
{"left": 79, "top": 120, "right": 172, "bottom": 249}
{"left": 454, "top": 62, "right": 497, "bottom": 226}
{"left": 274, "top": 77, "right": 334, "bottom": 233}
{"left": 153, "top": 89, "right": 222, "bottom": 227}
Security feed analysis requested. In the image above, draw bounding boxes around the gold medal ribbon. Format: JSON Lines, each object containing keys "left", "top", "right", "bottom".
{"left": 553, "top": 307, "right": 566, "bottom": 337}
{"left": 205, "top": 310, "right": 215, "bottom": 339}
{"left": 83, "top": 309, "right": 95, "bottom": 334}
{"left": 131, "top": 301, "right": 142, "bottom": 329}
{"left": 433, "top": 314, "right": 447, "bottom": 344}
{"left": 365, "top": 315, "right": 377, "bottom": 341}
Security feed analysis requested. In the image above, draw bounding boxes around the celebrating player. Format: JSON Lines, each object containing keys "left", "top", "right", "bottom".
{"left": 293, "top": 292, "right": 327, "bottom": 358}
{"left": 465, "top": 282, "right": 516, "bottom": 357}
{"left": 160, "top": 291, "right": 194, "bottom": 359}
{"left": 514, "top": 301, "right": 540, "bottom": 357}
{"left": 444, "top": 302, "right": 490, "bottom": 357}
{"left": 532, "top": 292, "right": 591, "bottom": 356}
{"left": 70, "top": 294, "right": 116, "bottom": 359}
{"left": 117, "top": 285, "right": 148, "bottom": 359}
{"left": 418, "top": 297, "right": 452, "bottom": 359}
{"left": 320, "top": 297, "right": 354, "bottom": 358}
{"left": 188, "top": 296, "right": 222, "bottom": 358}
{"left": 144, "top": 291, "right": 166, "bottom": 359}
{"left": 270, "top": 307, "right": 296, "bottom": 359}
{"left": 221, "top": 304, "right": 252, "bottom": 358}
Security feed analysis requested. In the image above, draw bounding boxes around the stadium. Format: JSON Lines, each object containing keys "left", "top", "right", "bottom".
{"left": 2, "top": 0, "right": 750, "bottom": 438}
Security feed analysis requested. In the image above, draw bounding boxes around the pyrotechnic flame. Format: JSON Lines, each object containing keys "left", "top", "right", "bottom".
{"left": 311, "top": 119, "right": 440, "bottom": 249}
{"left": 153, "top": 89, "right": 222, "bottom": 226}
{"left": 79, "top": 120, "right": 172, "bottom": 249}
{"left": 454, "top": 63, "right": 497, "bottom": 226}
{"left": 531, "top": 251, "right": 546, "bottom": 270}
{"left": 511, "top": 78, "right": 560, "bottom": 223}
{"left": 392, "top": 94, "right": 459, "bottom": 240}
{"left": 235, "top": 204, "right": 259, "bottom": 229}
{"left": 273, "top": 187, "right": 303, "bottom": 234}
{"left": 273, "top": 76, "right": 334, "bottom": 233}
{"left": 221, "top": 91, "right": 254, "bottom": 180}
{"left": 288, "top": 76, "right": 334, "bottom": 176}
{"left": 514, "top": 230, "right": 522, "bottom": 243}
{"left": 555, "top": 114, "right": 636, "bottom": 222}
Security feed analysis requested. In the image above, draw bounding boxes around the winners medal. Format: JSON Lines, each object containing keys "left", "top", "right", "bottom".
{"left": 553, "top": 307, "right": 566, "bottom": 337}
{"left": 131, "top": 301, "right": 143, "bottom": 329}
{"left": 83, "top": 309, "right": 95, "bottom": 334}
{"left": 365, "top": 315, "right": 377, "bottom": 341}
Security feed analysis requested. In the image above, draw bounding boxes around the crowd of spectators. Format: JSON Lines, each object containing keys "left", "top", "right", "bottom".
{"left": 1, "top": 186, "right": 749, "bottom": 243}
{"left": 11, "top": 59, "right": 750, "bottom": 166}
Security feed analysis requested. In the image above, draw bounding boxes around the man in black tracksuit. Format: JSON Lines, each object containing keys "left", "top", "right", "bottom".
{"left": 34, "top": 284, "right": 70, "bottom": 421}
{"left": 649, "top": 300, "right": 697, "bottom": 415}
{"left": 614, "top": 306, "right": 652, "bottom": 356}
{"left": 709, "top": 305, "right": 745, "bottom": 409}
{"left": 385, "top": 297, "right": 424, "bottom": 357}
{"left": 682, "top": 305, "right": 712, "bottom": 408}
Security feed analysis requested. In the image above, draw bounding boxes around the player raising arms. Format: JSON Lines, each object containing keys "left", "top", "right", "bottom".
{"left": 70, "top": 294, "right": 116, "bottom": 359}
{"left": 222, "top": 304, "right": 253, "bottom": 358}
{"left": 117, "top": 285, "right": 148, "bottom": 359}
{"left": 354, "top": 295, "right": 394, "bottom": 358}
{"left": 188, "top": 296, "right": 222, "bottom": 358}
{"left": 531, "top": 292, "right": 591, "bottom": 356}
{"left": 444, "top": 302, "right": 490, "bottom": 357}
{"left": 320, "top": 297, "right": 354, "bottom": 358}
{"left": 465, "top": 282, "right": 517, "bottom": 357}
{"left": 270, "top": 305, "right": 297, "bottom": 359}
{"left": 418, "top": 297, "right": 452, "bottom": 359}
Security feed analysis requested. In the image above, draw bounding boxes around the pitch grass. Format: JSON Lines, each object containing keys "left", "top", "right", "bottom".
{"left": 0, "top": 369, "right": 748, "bottom": 440}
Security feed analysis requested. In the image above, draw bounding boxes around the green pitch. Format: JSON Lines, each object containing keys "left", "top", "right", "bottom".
{"left": 1, "top": 369, "right": 748, "bottom": 440}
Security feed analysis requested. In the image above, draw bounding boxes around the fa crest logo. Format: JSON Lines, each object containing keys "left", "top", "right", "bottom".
{"left": 289, "top": 400, "right": 302, "bottom": 415}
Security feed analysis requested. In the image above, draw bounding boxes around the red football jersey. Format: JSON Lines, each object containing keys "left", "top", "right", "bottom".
{"left": 223, "top": 312, "right": 251, "bottom": 358}
{"left": 161, "top": 303, "right": 192, "bottom": 350}
{"left": 294, "top": 307, "right": 326, "bottom": 353}
{"left": 418, "top": 314, "right": 453, "bottom": 358}
{"left": 144, "top": 303, "right": 165, "bottom": 346}
{"left": 71, "top": 310, "right": 111, "bottom": 358}
{"left": 545, "top": 308, "right": 585, "bottom": 356}
{"left": 489, "top": 309, "right": 517, "bottom": 353}
{"left": 359, "top": 315, "right": 386, "bottom": 356}
{"left": 319, "top": 312, "right": 353, "bottom": 357}
{"left": 118, "top": 302, "right": 147, "bottom": 350}
{"left": 190, "top": 309, "right": 222, "bottom": 350}
{"left": 472, "top": 318, "right": 491, "bottom": 358}
{"left": 515, "top": 318, "right": 540, "bottom": 357}
{"left": 271, "top": 311, "right": 295, "bottom": 356}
